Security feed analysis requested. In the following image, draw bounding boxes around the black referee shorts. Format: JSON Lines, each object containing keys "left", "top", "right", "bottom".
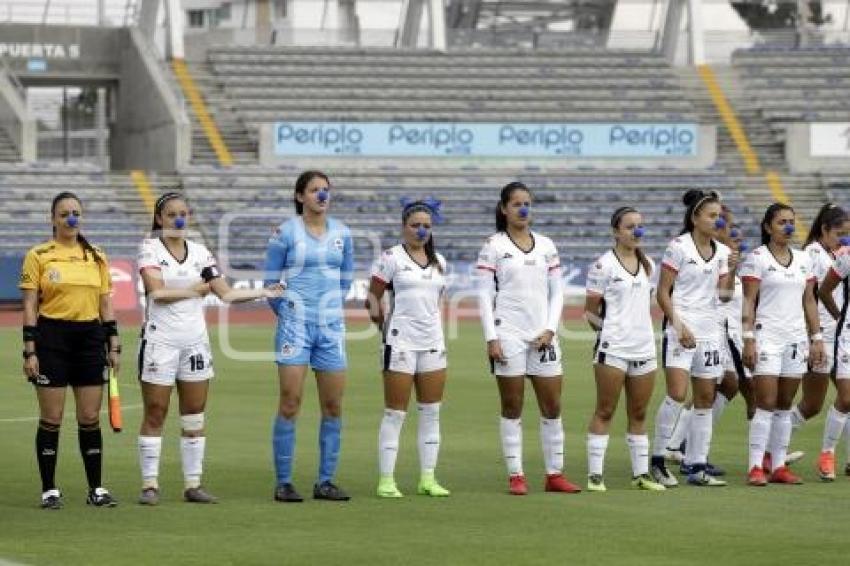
{"left": 35, "top": 316, "right": 106, "bottom": 388}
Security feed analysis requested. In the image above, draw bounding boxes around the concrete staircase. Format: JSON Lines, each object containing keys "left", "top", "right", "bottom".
{"left": 166, "top": 61, "right": 257, "bottom": 166}
{"left": 678, "top": 65, "right": 827, "bottom": 230}
{"left": 0, "top": 127, "right": 20, "bottom": 162}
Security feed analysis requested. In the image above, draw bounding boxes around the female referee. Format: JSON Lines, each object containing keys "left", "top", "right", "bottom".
{"left": 264, "top": 170, "right": 354, "bottom": 502}
{"left": 20, "top": 192, "right": 120, "bottom": 509}
{"left": 741, "top": 203, "right": 825, "bottom": 486}
{"left": 367, "top": 199, "right": 450, "bottom": 498}
{"left": 476, "top": 181, "right": 580, "bottom": 496}
{"left": 650, "top": 189, "right": 736, "bottom": 488}
{"left": 137, "top": 193, "right": 282, "bottom": 505}
{"left": 584, "top": 206, "right": 665, "bottom": 492}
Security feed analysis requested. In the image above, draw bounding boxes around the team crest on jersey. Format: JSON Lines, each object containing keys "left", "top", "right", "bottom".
{"left": 47, "top": 269, "right": 60, "bottom": 283}
{"left": 333, "top": 238, "right": 344, "bottom": 251}
{"left": 159, "top": 259, "right": 168, "bottom": 267}
{"left": 503, "top": 253, "right": 513, "bottom": 259}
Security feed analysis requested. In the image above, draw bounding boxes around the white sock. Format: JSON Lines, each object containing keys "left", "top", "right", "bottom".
{"left": 712, "top": 393, "right": 729, "bottom": 424}
{"left": 586, "top": 433, "right": 609, "bottom": 476}
{"left": 378, "top": 408, "right": 406, "bottom": 477}
{"left": 500, "top": 417, "right": 523, "bottom": 476}
{"left": 768, "top": 410, "right": 792, "bottom": 470}
{"left": 652, "top": 396, "right": 683, "bottom": 457}
{"left": 138, "top": 435, "right": 162, "bottom": 489}
{"left": 822, "top": 406, "right": 848, "bottom": 453}
{"left": 685, "top": 409, "right": 712, "bottom": 467}
{"left": 417, "top": 403, "right": 441, "bottom": 475}
{"left": 749, "top": 409, "right": 773, "bottom": 470}
{"left": 181, "top": 436, "right": 205, "bottom": 489}
{"left": 540, "top": 417, "right": 564, "bottom": 475}
{"left": 790, "top": 405, "right": 806, "bottom": 430}
{"left": 627, "top": 434, "right": 651, "bottom": 477}
{"left": 668, "top": 407, "right": 692, "bottom": 451}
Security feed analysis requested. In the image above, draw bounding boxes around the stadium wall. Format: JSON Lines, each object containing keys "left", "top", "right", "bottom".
{"left": 0, "top": 66, "right": 35, "bottom": 161}
{"left": 786, "top": 122, "right": 850, "bottom": 173}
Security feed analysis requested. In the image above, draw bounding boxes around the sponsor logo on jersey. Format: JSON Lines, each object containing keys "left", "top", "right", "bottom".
{"left": 159, "top": 259, "right": 168, "bottom": 266}
{"left": 47, "top": 269, "right": 60, "bottom": 283}
{"left": 503, "top": 253, "right": 513, "bottom": 259}
{"left": 280, "top": 343, "right": 295, "bottom": 357}
{"left": 333, "top": 238, "right": 344, "bottom": 251}
{"left": 686, "top": 259, "right": 698, "bottom": 265}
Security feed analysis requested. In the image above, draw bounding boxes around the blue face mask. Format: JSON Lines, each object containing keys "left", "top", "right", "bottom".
{"left": 840, "top": 236, "right": 850, "bottom": 247}
{"left": 633, "top": 226, "right": 645, "bottom": 238}
{"left": 730, "top": 228, "right": 740, "bottom": 238}
{"left": 715, "top": 217, "right": 727, "bottom": 230}
{"left": 317, "top": 189, "right": 329, "bottom": 204}
{"left": 518, "top": 205, "right": 529, "bottom": 219}
{"left": 65, "top": 215, "right": 79, "bottom": 228}
{"left": 174, "top": 216, "right": 186, "bottom": 229}
{"left": 739, "top": 241, "right": 749, "bottom": 253}
{"left": 783, "top": 224, "right": 795, "bottom": 236}
{"left": 416, "top": 226, "right": 429, "bottom": 241}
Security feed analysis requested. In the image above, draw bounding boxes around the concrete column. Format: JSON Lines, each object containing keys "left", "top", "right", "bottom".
{"left": 138, "top": 0, "right": 161, "bottom": 39}
{"left": 397, "top": 0, "right": 425, "bottom": 47}
{"left": 687, "top": 0, "right": 705, "bottom": 64}
{"left": 429, "top": 0, "right": 447, "bottom": 50}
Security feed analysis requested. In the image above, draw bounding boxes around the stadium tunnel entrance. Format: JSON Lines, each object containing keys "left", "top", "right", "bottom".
{"left": 0, "top": 23, "right": 190, "bottom": 170}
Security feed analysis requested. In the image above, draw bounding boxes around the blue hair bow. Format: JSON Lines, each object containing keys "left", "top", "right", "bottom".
{"left": 400, "top": 196, "right": 444, "bottom": 224}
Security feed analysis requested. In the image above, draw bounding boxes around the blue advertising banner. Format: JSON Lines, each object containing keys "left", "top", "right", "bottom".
{"left": 273, "top": 122, "right": 698, "bottom": 158}
{"left": 0, "top": 256, "right": 23, "bottom": 302}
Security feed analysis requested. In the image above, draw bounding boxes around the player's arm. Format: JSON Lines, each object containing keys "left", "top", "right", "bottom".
{"left": 339, "top": 229, "right": 354, "bottom": 297}
{"left": 656, "top": 265, "right": 693, "bottom": 347}
{"left": 99, "top": 291, "right": 121, "bottom": 375}
{"left": 584, "top": 292, "right": 603, "bottom": 331}
{"left": 804, "top": 278, "right": 826, "bottom": 366}
{"left": 263, "top": 227, "right": 289, "bottom": 314}
{"left": 818, "top": 268, "right": 843, "bottom": 321}
{"left": 140, "top": 267, "right": 207, "bottom": 303}
{"left": 22, "top": 288, "right": 39, "bottom": 380}
{"left": 208, "top": 272, "right": 283, "bottom": 303}
{"left": 741, "top": 277, "right": 760, "bottom": 371}
{"left": 536, "top": 264, "right": 563, "bottom": 349}
{"left": 365, "top": 276, "right": 387, "bottom": 326}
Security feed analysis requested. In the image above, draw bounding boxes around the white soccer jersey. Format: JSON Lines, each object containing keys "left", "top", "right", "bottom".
{"left": 137, "top": 238, "right": 217, "bottom": 347}
{"left": 716, "top": 275, "right": 743, "bottom": 338}
{"left": 807, "top": 241, "right": 843, "bottom": 337}
{"left": 476, "top": 231, "right": 561, "bottom": 343}
{"left": 739, "top": 245, "right": 815, "bottom": 345}
{"left": 661, "top": 233, "right": 730, "bottom": 341}
{"left": 586, "top": 250, "right": 656, "bottom": 360}
{"left": 371, "top": 244, "right": 447, "bottom": 350}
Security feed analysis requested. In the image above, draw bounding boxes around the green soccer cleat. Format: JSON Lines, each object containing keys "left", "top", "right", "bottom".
{"left": 632, "top": 474, "right": 667, "bottom": 491}
{"left": 377, "top": 476, "right": 404, "bottom": 498}
{"left": 417, "top": 473, "right": 450, "bottom": 497}
{"left": 587, "top": 474, "right": 607, "bottom": 493}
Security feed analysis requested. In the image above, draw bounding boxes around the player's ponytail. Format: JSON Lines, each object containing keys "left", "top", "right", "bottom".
{"left": 761, "top": 202, "right": 795, "bottom": 246}
{"left": 50, "top": 191, "right": 102, "bottom": 265}
{"left": 805, "top": 203, "right": 846, "bottom": 247}
{"left": 611, "top": 206, "right": 652, "bottom": 276}
{"left": 495, "top": 181, "right": 531, "bottom": 232}
{"left": 680, "top": 189, "right": 721, "bottom": 235}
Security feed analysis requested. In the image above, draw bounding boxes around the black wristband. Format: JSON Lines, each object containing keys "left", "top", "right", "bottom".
{"left": 102, "top": 320, "right": 118, "bottom": 338}
{"left": 23, "top": 325, "right": 39, "bottom": 344}
{"left": 200, "top": 265, "right": 222, "bottom": 283}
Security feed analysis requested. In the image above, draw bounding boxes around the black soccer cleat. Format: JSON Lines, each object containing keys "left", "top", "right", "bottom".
{"left": 86, "top": 487, "right": 118, "bottom": 508}
{"left": 313, "top": 481, "right": 351, "bottom": 501}
{"left": 274, "top": 483, "right": 304, "bottom": 503}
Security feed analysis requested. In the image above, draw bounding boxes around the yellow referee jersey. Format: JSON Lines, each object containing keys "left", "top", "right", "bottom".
{"left": 18, "top": 240, "right": 112, "bottom": 321}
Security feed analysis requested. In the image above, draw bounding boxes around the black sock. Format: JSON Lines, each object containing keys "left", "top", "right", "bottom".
{"left": 78, "top": 422, "right": 102, "bottom": 489}
{"left": 36, "top": 420, "right": 60, "bottom": 492}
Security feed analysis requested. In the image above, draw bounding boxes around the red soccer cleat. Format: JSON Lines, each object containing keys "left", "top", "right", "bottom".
{"left": 747, "top": 466, "right": 768, "bottom": 487}
{"left": 509, "top": 474, "right": 528, "bottom": 496}
{"left": 769, "top": 466, "right": 803, "bottom": 485}
{"left": 545, "top": 473, "right": 582, "bottom": 494}
{"left": 818, "top": 451, "right": 836, "bottom": 482}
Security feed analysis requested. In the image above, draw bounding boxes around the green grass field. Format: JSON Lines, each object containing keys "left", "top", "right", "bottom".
{"left": 0, "top": 321, "right": 848, "bottom": 566}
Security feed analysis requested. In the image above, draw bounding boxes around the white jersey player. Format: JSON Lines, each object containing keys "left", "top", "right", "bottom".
{"left": 367, "top": 200, "right": 450, "bottom": 498}
{"left": 475, "top": 182, "right": 580, "bottom": 496}
{"left": 810, "top": 208, "right": 850, "bottom": 481}
{"left": 584, "top": 206, "right": 665, "bottom": 493}
{"left": 136, "top": 193, "right": 281, "bottom": 506}
{"left": 790, "top": 205, "right": 850, "bottom": 453}
{"left": 741, "top": 203, "right": 824, "bottom": 486}
{"left": 650, "top": 190, "right": 737, "bottom": 489}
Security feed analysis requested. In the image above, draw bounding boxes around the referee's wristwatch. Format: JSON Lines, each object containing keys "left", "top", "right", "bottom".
{"left": 22, "top": 350, "right": 36, "bottom": 359}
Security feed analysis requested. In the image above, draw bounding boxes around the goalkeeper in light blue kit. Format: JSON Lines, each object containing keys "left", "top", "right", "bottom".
{"left": 264, "top": 170, "right": 354, "bottom": 502}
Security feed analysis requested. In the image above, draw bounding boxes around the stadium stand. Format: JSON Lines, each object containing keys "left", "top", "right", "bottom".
{"left": 0, "top": 127, "right": 19, "bottom": 162}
